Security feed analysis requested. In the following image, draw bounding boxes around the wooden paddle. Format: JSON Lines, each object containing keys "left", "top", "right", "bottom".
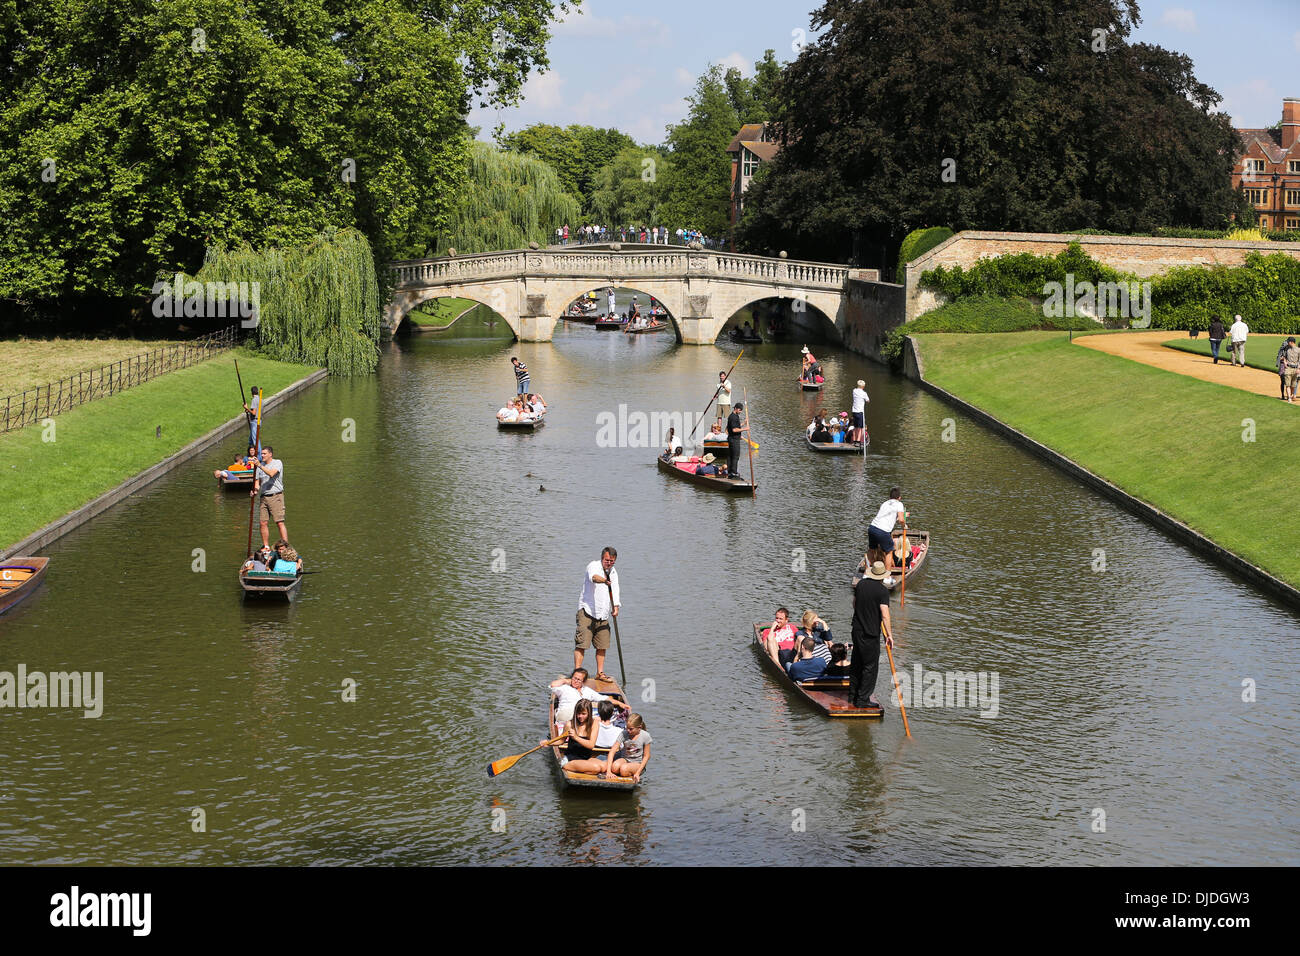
{"left": 743, "top": 388, "right": 756, "bottom": 497}
{"left": 606, "top": 581, "right": 628, "bottom": 689}
{"left": 882, "top": 621, "right": 912, "bottom": 737}
{"left": 487, "top": 734, "right": 568, "bottom": 777}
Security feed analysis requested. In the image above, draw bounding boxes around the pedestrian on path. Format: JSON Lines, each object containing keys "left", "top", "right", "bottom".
{"left": 1207, "top": 316, "right": 1226, "bottom": 364}
{"left": 1228, "top": 315, "right": 1249, "bottom": 367}
{"left": 575, "top": 547, "right": 620, "bottom": 679}
{"left": 1281, "top": 337, "right": 1300, "bottom": 403}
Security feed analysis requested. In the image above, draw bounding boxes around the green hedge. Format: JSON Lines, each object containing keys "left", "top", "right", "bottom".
{"left": 881, "top": 297, "right": 1096, "bottom": 362}
{"left": 1065, "top": 227, "right": 1299, "bottom": 242}
{"left": 920, "top": 242, "right": 1136, "bottom": 300}
{"left": 896, "top": 226, "right": 954, "bottom": 279}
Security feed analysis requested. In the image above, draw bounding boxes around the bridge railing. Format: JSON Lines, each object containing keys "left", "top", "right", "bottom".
{"left": 389, "top": 249, "right": 855, "bottom": 291}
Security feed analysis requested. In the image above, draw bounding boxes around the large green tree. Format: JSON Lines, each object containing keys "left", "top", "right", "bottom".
{"left": 589, "top": 146, "right": 673, "bottom": 227}
{"left": 500, "top": 123, "right": 636, "bottom": 214}
{"left": 0, "top": 0, "right": 572, "bottom": 313}
{"left": 736, "top": 0, "right": 1241, "bottom": 269}
{"left": 658, "top": 66, "right": 739, "bottom": 238}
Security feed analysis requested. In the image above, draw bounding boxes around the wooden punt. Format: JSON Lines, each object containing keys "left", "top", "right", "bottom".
{"left": 498, "top": 415, "right": 545, "bottom": 430}
{"left": 656, "top": 454, "right": 755, "bottom": 493}
{"left": 805, "top": 434, "right": 868, "bottom": 453}
{"left": 702, "top": 438, "right": 729, "bottom": 453}
{"left": 799, "top": 380, "right": 824, "bottom": 391}
{"left": 752, "top": 623, "right": 883, "bottom": 719}
{"left": 239, "top": 566, "right": 303, "bottom": 601}
{"left": 548, "top": 675, "right": 640, "bottom": 791}
{"left": 852, "top": 529, "right": 931, "bottom": 590}
{"left": 594, "top": 319, "right": 622, "bottom": 331}
{"left": 0, "top": 557, "right": 49, "bottom": 615}
{"left": 217, "top": 468, "right": 255, "bottom": 488}
{"left": 625, "top": 324, "right": 669, "bottom": 334}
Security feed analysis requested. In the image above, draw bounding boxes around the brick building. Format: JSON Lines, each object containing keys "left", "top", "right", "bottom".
{"left": 1232, "top": 98, "right": 1300, "bottom": 231}
{"left": 726, "top": 123, "right": 780, "bottom": 228}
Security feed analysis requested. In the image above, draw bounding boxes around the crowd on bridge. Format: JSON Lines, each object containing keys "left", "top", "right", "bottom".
{"left": 556, "top": 224, "right": 724, "bottom": 249}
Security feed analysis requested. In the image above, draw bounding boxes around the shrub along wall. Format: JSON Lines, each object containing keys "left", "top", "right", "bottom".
{"left": 880, "top": 297, "right": 1095, "bottom": 363}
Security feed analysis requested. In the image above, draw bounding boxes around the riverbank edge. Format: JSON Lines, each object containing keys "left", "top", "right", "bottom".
{"left": 902, "top": 335, "right": 1300, "bottom": 611}
{"left": 0, "top": 369, "right": 329, "bottom": 561}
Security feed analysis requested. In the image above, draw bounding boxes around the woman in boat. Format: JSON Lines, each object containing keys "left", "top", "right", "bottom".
{"left": 603, "top": 713, "right": 651, "bottom": 782}
{"left": 561, "top": 699, "right": 607, "bottom": 774}
{"left": 270, "top": 541, "right": 302, "bottom": 574}
{"left": 704, "top": 419, "right": 726, "bottom": 442}
{"left": 663, "top": 426, "right": 679, "bottom": 457}
{"left": 241, "top": 545, "right": 274, "bottom": 574}
{"left": 823, "top": 643, "right": 851, "bottom": 678}
{"left": 796, "top": 611, "right": 834, "bottom": 665}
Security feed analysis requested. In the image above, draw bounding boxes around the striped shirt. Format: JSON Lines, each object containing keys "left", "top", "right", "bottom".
{"left": 513, "top": 362, "right": 529, "bottom": 384}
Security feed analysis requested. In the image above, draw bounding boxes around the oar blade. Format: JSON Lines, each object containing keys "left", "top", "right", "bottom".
{"left": 487, "top": 753, "right": 522, "bottom": 777}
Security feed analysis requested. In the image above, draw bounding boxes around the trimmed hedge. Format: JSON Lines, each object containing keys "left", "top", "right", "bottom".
{"left": 896, "top": 226, "right": 954, "bottom": 279}
{"left": 920, "top": 242, "right": 1136, "bottom": 300}
{"left": 881, "top": 297, "right": 1096, "bottom": 362}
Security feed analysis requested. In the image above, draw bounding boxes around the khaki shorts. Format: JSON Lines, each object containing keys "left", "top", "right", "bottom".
{"left": 259, "top": 493, "right": 286, "bottom": 524}
{"left": 575, "top": 607, "right": 610, "bottom": 650}
{"left": 1284, "top": 369, "right": 1299, "bottom": 390}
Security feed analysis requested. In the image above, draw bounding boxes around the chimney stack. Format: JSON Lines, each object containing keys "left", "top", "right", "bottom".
{"left": 1283, "top": 98, "right": 1300, "bottom": 151}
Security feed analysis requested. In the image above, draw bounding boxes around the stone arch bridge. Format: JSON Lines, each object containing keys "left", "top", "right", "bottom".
{"left": 387, "top": 248, "right": 875, "bottom": 344}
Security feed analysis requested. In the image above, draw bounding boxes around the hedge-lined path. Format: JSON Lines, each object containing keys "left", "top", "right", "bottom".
{"left": 1075, "top": 331, "right": 1286, "bottom": 400}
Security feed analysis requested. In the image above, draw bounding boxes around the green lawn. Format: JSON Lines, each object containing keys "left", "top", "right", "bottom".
{"left": 0, "top": 338, "right": 179, "bottom": 394}
{"left": 1163, "top": 335, "right": 1293, "bottom": 374}
{"left": 916, "top": 331, "right": 1300, "bottom": 588}
{"left": 0, "top": 349, "right": 317, "bottom": 550}
{"left": 408, "top": 297, "right": 479, "bottom": 328}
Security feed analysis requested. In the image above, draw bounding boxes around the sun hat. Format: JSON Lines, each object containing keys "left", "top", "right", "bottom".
{"left": 702, "top": 453, "right": 716, "bottom": 463}
{"left": 865, "top": 561, "right": 888, "bottom": 580}
{"left": 801, "top": 345, "right": 810, "bottom": 354}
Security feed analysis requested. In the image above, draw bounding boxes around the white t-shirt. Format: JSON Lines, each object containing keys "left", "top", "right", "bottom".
{"left": 553, "top": 684, "right": 607, "bottom": 723}
{"left": 595, "top": 720, "right": 622, "bottom": 748}
{"left": 852, "top": 387, "right": 869, "bottom": 413}
{"left": 871, "top": 498, "right": 906, "bottom": 533}
{"left": 717, "top": 380, "right": 732, "bottom": 405}
{"left": 579, "top": 560, "right": 620, "bottom": 619}
{"left": 1229, "top": 320, "right": 1248, "bottom": 343}
{"left": 497, "top": 406, "right": 518, "bottom": 421}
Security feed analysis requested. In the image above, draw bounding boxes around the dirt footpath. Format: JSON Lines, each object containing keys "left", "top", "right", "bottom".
{"left": 1074, "top": 331, "right": 1288, "bottom": 400}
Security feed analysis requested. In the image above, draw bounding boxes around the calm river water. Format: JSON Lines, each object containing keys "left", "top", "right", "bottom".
{"left": 2, "top": 318, "right": 1297, "bottom": 865}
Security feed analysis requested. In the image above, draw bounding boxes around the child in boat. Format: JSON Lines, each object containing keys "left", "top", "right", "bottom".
{"left": 560, "top": 699, "right": 607, "bottom": 774}
{"left": 241, "top": 545, "right": 274, "bottom": 573}
{"left": 215, "top": 446, "right": 257, "bottom": 480}
{"left": 823, "top": 643, "right": 851, "bottom": 678}
{"left": 603, "top": 714, "right": 651, "bottom": 782}
{"left": 594, "top": 700, "right": 622, "bottom": 749}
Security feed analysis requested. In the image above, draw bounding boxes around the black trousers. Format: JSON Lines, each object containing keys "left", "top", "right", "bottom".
{"left": 728, "top": 439, "right": 741, "bottom": 476}
{"left": 849, "top": 629, "right": 881, "bottom": 706}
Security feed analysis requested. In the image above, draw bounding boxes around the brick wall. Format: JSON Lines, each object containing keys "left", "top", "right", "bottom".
{"left": 841, "top": 278, "right": 906, "bottom": 362}
{"left": 903, "top": 231, "right": 1300, "bottom": 321}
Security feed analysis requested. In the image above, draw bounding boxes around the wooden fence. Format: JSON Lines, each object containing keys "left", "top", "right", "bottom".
{"left": 1, "top": 326, "right": 239, "bottom": 433}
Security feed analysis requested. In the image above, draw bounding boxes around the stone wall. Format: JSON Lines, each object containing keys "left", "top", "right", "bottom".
{"left": 903, "top": 231, "right": 1300, "bottom": 322}
{"left": 840, "top": 278, "right": 906, "bottom": 363}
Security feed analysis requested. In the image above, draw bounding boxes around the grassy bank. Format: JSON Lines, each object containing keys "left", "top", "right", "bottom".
{"left": 0, "top": 338, "right": 179, "bottom": 394}
{"left": 883, "top": 297, "right": 1097, "bottom": 361}
{"left": 1163, "top": 335, "right": 1292, "bottom": 374}
{"left": 0, "top": 350, "right": 317, "bottom": 550}
{"left": 408, "top": 297, "right": 479, "bottom": 328}
{"left": 916, "top": 331, "right": 1300, "bottom": 588}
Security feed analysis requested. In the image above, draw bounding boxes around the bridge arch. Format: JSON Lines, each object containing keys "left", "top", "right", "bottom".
{"left": 719, "top": 291, "right": 844, "bottom": 344}
{"left": 393, "top": 292, "right": 510, "bottom": 337}
{"left": 552, "top": 283, "right": 685, "bottom": 341}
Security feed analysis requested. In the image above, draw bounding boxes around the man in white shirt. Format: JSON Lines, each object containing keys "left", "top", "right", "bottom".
{"left": 851, "top": 379, "right": 870, "bottom": 444}
{"left": 1228, "top": 314, "right": 1249, "bottom": 367}
{"left": 716, "top": 370, "right": 733, "bottom": 420}
{"left": 496, "top": 403, "right": 519, "bottom": 422}
{"left": 606, "top": 287, "right": 616, "bottom": 319}
{"left": 575, "top": 547, "right": 621, "bottom": 679}
{"left": 868, "top": 486, "right": 906, "bottom": 554}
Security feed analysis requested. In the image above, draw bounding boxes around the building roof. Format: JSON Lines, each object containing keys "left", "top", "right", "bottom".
{"left": 741, "top": 141, "right": 780, "bottom": 162}
{"left": 1236, "top": 128, "right": 1286, "bottom": 163}
{"left": 727, "top": 123, "right": 766, "bottom": 153}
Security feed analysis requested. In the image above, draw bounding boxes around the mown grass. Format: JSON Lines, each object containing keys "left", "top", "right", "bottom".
{"left": 1163, "top": 335, "right": 1293, "bottom": 374}
{"left": 917, "top": 331, "right": 1300, "bottom": 588}
{"left": 884, "top": 297, "right": 1098, "bottom": 361}
{"left": 0, "top": 350, "right": 317, "bottom": 550}
{"left": 408, "top": 297, "right": 479, "bottom": 327}
{"left": 0, "top": 338, "right": 179, "bottom": 394}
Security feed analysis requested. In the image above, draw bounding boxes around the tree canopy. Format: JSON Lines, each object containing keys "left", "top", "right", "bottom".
{"left": 736, "top": 0, "right": 1242, "bottom": 268}
{"left": 0, "top": 0, "right": 572, "bottom": 312}
{"left": 588, "top": 146, "right": 673, "bottom": 227}
{"left": 500, "top": 124, "right": 636, "bottom": 215}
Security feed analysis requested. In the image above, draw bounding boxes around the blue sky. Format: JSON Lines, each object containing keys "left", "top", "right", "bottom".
{"left": 469, "top": 0, "right": 1299, "bottom": 145}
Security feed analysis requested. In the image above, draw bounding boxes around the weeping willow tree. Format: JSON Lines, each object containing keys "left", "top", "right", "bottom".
{"left": 194, "top": 228, "right": 380, "bottom": 375}
{"left": 437, "top": 142, "right": 580, "bottom": 253}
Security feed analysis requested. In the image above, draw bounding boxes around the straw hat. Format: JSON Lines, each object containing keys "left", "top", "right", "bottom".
{"left": 865, "top": 561, "right": 888, "bottom": 580}
{"left": 702, "top": 453, "right": 716, "bottom": 464}
{"left": 800, "top": 345, "right": 810, "bottom": 354}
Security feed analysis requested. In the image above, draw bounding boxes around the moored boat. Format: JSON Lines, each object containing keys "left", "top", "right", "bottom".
{"left": 0, "top": 557, "right": 49, "bottom": 615}
{"left": 852, "top": 529, "right": 930, "bottom": 590}
{"left": 548, "top": 674, "right": 640, "bottom": 791}
{"left": 594, "top": 319, "right": 622, "bottom": 331}
{"left": 656, "top": 454, "right": 755, "bottom": 493}
{"left": 752, "top": 623, "right": 883, "bottom": 718}
{"left": 805, "top": 434, "right": 867, "bottom": 453}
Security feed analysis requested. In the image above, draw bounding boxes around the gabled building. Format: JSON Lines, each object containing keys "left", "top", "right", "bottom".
{"left": 726, "top": 123, "right": 781, "bottom": 228}
{"left": 1232, "top": 98, "right": 1300, "bottom": 231}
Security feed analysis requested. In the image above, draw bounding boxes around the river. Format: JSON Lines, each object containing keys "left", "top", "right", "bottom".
{"left": 2, "top": 316, "right": 1297, "bottom": 865}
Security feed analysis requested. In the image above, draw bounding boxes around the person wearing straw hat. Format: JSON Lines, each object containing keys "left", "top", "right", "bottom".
{"left": 850, "top": 561, "right": 893, "bottom": 708}
{"left": 851, "top": 380, "right": 869, "bottom": 444}
{"left": 696, "top": 452, "right": 722, "bottom": 476}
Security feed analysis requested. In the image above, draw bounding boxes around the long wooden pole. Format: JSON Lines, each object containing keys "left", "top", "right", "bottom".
{"left": 687, "top": 348, "right": 744, "bottom": 442}
{"left": 899, "top": 521, "right": 907, "bottom": 608}
{"left": 743, "top": 388, "right": 756, "bottom": 498}
{"left": 245, "top": 395, "right": 263, "bottom": 558}
{"left": 234, "top": 358, "right": 247, "bottom": 423}
{"left": 607, "top": 581, "right": 627, "bottom": 688}
{"left": 883, "top": 622, "right": 912, "bottom": 737}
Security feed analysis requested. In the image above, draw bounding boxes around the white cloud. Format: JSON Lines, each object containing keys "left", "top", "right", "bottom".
{"left": 1161, "top": 8, "right": 1197, "bottom": 32}
{"left": 522, "top": 70, "right": 566, "bottom": 112}
{"left": 715, "top": 51, "right": 751, "bottom": 77}
{"left": 554, "top": 7, "right": 670, "bottom": 44}
{"left": 674, "top": 67, "right": 694, "bottom": 87}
